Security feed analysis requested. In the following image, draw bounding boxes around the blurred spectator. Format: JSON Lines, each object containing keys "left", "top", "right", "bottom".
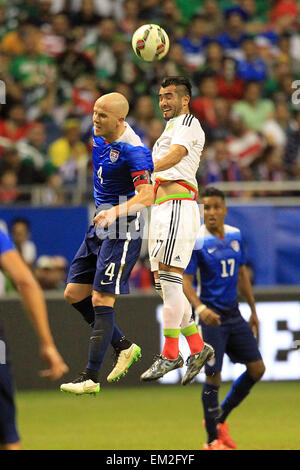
{"left": 216, "top": 56, "right": 245, "bottom": 102}
{"left": 284, "top": 109, "right": 300, "bottom": 178}
{"left": 41, "top": 13, "right": 70, "bottom": 58}
{"left": 56, "top": 34, "right": 95, "bottom": 85}
{"left": 226, "top": 112, "right": 265, "bottom": 168}
{"left": 129, "top": 259, "right": 153, "bottom": 291}
{"left": 232, "top": 81, "right": 275, "bottom": 131}
{"left": 201, "top": 138, "right": 242, "bottom": 187}
{"left": 128, "top": 95, "right": 157, "bottom": 141}
{"left": 199, "top": 0, "right": 224, "bottom": 36}
{"left": 18, "top": 122, "right": 49, "bottom": 170}
{"left": 0, "top": 102, "right": 35, "bottom": 152}
{"left": 162, "top": 43, "right": 187, "bottom": 78}
{"left": 209, "top": 97, "right": 232, "bottom": 142}
{"left": 143, "top": 118, "right": 165, "bottom": 149}
{"left": 236, "top": 36, "right": 268, "bottom": 82}
{"left": 216, "top": 6, "right": 249, "bottom": 60}
{"left": 190, "top": 74, "right": 219, "bottom": 130}
{"left": 40, "top": 172, "right": 67, "bottom": 206}
{"left": 198, "top": 41, "right": 224, "bottom": 76}
{"left": 119, "top": 0, "right": 140, "bottom": 37}
{"left": 0, "top": 146, "right": 47, "bottom": 189}
{"left": 262, "top": 101, "right": 291, "bottom": 147}
{"left": 255, "top": 145, "right": 287, "bottom": 186}
{"left": 48, "top": 118, "right": 88, "bottom": 183}
{"left": 70, "top": 0, "right": 103, "bottom": 28}
{"left": 9, "top": 25, "right": 56, "bottom": 89}
{"left": 160, "top": 0, "right": 183, "bottom": 33}
{"left": 35, "top": 255, "right": 63, "bottom": 290}
{"left": 51, "top": 255, "right": 68, "bottom": 289}
{"left": 176, "top": 14, "right": 210, "bottom": 71}
{"left": 83, "top": 17, "right": 122, "bottom": 80}
{"left": 10, "top": 217, "right": 37, "bottom": 268}
{"left": 0, "top": 169, "right": 20, "bottom": 205}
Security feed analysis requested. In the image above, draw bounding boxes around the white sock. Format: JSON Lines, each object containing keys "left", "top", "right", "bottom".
{"left": 159, "top": 270, "right": 184, "bottom": 330}
{"left": 180, "top": 295, "right": 195, "bottom": 330}
{"left": 154, "top": 278, "right": 163, "bottom": 299}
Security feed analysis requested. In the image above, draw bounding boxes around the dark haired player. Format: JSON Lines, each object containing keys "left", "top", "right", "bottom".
{"left": 60, "top": 93, "right": 154, "bottom": 395}
{"left": 141, "top": 77, "right": 214, "bottom": 384}
{"left": 183, "top": 187, "right": 265, "bottom": 450}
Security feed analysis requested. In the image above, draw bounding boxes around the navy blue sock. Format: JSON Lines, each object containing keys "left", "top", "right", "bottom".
{"left": 202, "top": 382, "right": 220, "bottom": 444}
{"left": 72, "top": 296, "right": 95, "bottom": 327}
{"left": 72, "top": 297, "right": 127, "bottom": 350}
{"left": 86, "top": 306, "right": 114, "bottom": 372}
{"left": 219, "top": 371, "right": 256, "bottom": 423}
{"left": 111, "top": 325, "right": 125, "bottom": 346}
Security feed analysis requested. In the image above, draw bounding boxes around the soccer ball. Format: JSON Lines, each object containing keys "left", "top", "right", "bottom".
{"left": 132, "top": 24, "right": 169, "bottom": 62}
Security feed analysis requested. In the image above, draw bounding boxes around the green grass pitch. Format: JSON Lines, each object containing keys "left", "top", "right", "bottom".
{"left": 16, "top": 381, "right": 299, "bottom": 450}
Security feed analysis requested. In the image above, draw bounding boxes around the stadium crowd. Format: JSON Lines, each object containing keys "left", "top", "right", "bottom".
{"left": 0, "top": 0, "right": 300, "bottom": 204}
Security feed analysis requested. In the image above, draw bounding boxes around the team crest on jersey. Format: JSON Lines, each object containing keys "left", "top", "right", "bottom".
{"left": 231, "top": 240, "right": 240, "bottom": 252}
{"left": 109, "top": 149, "right": 119, "bottom": 162}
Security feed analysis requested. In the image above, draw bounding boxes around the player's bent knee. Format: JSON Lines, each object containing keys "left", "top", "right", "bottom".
{"left": 92, "top": 290, "right": 115, "bottom": 308}
{"left": 247, "top": 360, "right": 266, "bottom": 381}
{"left": 64, "top": 285, "right": 82, "bottom": 304}
{"left": 206, "top": 372, "right": 221, "bottom": 387}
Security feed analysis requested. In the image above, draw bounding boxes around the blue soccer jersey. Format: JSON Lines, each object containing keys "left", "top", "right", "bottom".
{"left": 0, "top": 229, "right": 14, "bottom": 257}
{"left": 185, "top": 224, "right": 246, "bottom": 311}
{"left": 0, "top": 230, "right": 20, "bottom": 445}
{"left": 92, "top": 123, "right": 153, "bottom": 208}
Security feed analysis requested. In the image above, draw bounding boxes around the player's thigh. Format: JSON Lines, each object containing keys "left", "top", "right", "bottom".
{"left": 149, "top": 200, "right": 200, "bottom": 270}
{"left": 226, "top": 317, "right": 262, "bottom": 365}
{"left": 0, "top": 362, "right": 20, "bottom": 446}
{"left": 66, "top": 225, "right": 99, "bottom": 286}
{"left": 199, "top": 323, "right": 228, "bottom": 376}
{"left": 94, "top": 236, "right": 142, "bottom": 295}
{"left": 64, "top": 283, "right": 93, "bottom": 304}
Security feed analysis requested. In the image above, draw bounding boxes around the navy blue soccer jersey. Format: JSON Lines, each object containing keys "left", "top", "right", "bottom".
{"left": 92, "top": 123, "right": 153, "bottom": 208}
{"left": 185, "top": 224, "right": 246, "bottom": 311}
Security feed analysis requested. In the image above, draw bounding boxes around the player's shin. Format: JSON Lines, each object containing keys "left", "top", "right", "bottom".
{"left": 159, "top": 271, "right": 184, "bottom": 359}
{"left": 72, "top": 297, "right": 129, "bottom": 352}
{"left": 86, "top": 306, "right": 115, "bottom": 375}
{"left": 219, "top": 371, "right": 257, "bottom": 423}
{"left": 180, "top": 296, "right": 204, "bottom": 353}
{"left": 202, "top": 382, "right": 220, "bottom": 444}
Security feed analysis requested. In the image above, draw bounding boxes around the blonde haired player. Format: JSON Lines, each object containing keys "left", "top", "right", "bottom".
{"left": 141, "top": 77, "right": 214, "bottom": 385}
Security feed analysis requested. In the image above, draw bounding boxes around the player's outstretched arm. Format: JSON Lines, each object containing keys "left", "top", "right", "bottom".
{"left": 94, "top": 183, "right": 154, "bottom": 228}
{"left": 0, "top": 250, "right": 68, "bottom": 380}
{"left": 183, "top": 274, "right": 221, "bottom": 327}
{"left": 238, "top": 265, "right": 259, "bottom": 337}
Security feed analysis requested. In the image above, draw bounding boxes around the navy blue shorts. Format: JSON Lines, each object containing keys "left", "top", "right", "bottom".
{"left": 0, "top": 360, "right": 19, "bottom": 444}
{"left": 199, "top": 305, "right": 262, "bottom": 375}
{"left": 67, "top": 224, "right": 142, "bottom": 294}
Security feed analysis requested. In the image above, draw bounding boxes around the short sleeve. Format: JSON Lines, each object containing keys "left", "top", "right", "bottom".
{"left": 184, "top": 250, "right": 199, "bottom": 276}
{"left": 171, "top": 116, "right": 205, "bottom": 154}
{"left": 0, "top": 230, "right": 15, "bottom": 256}
{"left": 238, "top": 232, "right": 246, "bottom": 266}
{"left": 126, "top": 144, "right": 154, "bottom": 174}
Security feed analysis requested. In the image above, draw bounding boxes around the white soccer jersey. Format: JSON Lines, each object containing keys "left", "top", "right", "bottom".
{"left": 152, "top": 113, "right": 205, "bottom": 196}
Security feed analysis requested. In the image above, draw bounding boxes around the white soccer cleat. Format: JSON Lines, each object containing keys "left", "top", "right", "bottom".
{"left": 60, "top": 372, "right": 100, "bottom": 395}
{"left": 107, "top": 343, "right": 142, "bottom": 383}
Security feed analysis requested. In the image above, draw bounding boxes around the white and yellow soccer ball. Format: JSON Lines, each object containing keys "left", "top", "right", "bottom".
{"left": 131, "top": 24, "right": 169, "bottom": 62}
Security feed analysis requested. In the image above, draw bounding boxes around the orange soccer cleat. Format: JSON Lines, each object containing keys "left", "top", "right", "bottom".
{"left": 217, "top": 422, "right": 237, "bottom": 449}
{"left": 202, "top": 439, "right": 232, "bottom": 450}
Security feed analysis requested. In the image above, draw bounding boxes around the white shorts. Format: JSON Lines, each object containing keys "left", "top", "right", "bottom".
{"left": 148, "top": 199, "right": 200, "bottom": 271}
